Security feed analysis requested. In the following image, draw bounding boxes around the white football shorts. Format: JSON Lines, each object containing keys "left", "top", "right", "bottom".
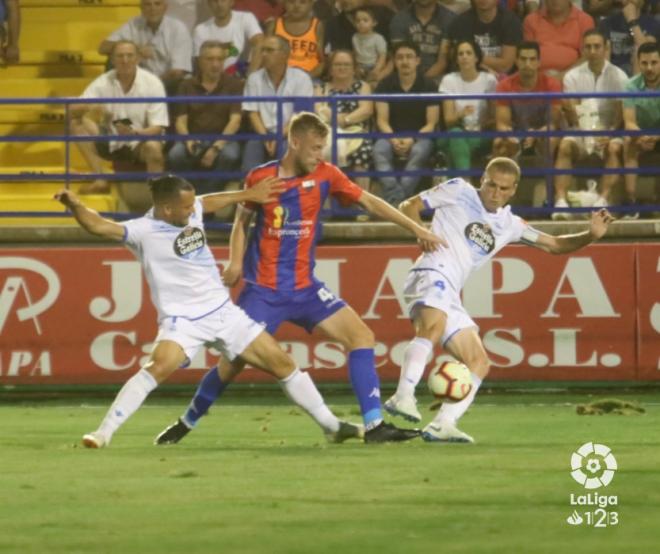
{"left": 403, "top": 268, "right": 478, "bottom": 346}
{"left": 155, "top": 300, "right": 265, "bottom": 365}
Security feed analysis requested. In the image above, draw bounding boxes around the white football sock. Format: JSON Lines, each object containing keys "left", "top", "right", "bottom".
{"left": 97, "top": 368, "right": 158, "bottom": 440}
{"left": 434, "top": 373, "right": 482, "bottom": 427}
{"left": 396, "top": 337, "right": 433, "bottom": 399}
{"left": 279, "top": 368, "right": 339, "bottom": 433}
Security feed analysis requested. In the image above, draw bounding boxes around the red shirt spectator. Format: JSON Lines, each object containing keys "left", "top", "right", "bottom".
{"left": 523, "top": 0, "right": 594, "bottom": 74}
{"left": 496, "top": 71, "right": 562, "bottom": 130}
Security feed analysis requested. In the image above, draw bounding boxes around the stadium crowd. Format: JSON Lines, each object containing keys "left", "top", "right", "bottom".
{"left": 3, "top": 0, "right": 660, "bottom": 216}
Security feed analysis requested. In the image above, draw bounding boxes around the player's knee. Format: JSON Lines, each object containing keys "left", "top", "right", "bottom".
{"left": 345, "top": 324, "right": 375, "bottom": 350}
{"left": 270, "top": 350, "right": 296, "bottom": 378}
{"left": 144, "top": 361, "right": 170, "bottom": 384}
{"left": 468, "top": 356, "right": 490, "bottom": 379}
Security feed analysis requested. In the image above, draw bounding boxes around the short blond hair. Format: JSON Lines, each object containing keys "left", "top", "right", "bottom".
{"left": 485, "top": 157, "right": 521, "bottom": 185}
{"left": 288, "top": 111, "right": 329, "bottom": 140}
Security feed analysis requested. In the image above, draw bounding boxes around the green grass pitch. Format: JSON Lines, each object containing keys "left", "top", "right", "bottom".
{"left": 1, "top": 390, "right": 659, "bottom": 554}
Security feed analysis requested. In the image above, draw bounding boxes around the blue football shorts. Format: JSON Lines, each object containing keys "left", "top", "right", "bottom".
{"left": 237, "top": 280, "right": 347, "bottom": 334}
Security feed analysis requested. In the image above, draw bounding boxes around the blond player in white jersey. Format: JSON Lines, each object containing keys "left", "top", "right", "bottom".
{"left": 55, "top": 175, "right": 362, "bottom": 448}
{"left": 384, "top": 157, "right": 614, "bottom": 443}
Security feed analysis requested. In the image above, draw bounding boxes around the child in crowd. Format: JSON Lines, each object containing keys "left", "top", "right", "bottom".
{"left": 267, "top": 0, "right": 325, "bottom": 78}
{"left": 351, "top": 7, "right": 388, "bottom": 87}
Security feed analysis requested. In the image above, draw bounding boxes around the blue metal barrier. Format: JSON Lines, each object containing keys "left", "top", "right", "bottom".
{"left": 0, "top": 91, "right": 658, "bottom": 222}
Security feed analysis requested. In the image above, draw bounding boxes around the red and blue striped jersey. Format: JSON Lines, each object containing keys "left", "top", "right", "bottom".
{"left": 242, "top": 160, "right": 363, "bottom": 290}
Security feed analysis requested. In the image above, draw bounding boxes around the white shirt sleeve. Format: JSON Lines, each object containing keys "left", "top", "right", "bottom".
{"left": 375, "top": 34, "right": 387, "bottom": 55}
{"left": 563, "top": 70, "right": 577, "bottom": 93}
{"left": 192, "top": 23, "right": 206, "bottom": 56}
{"left": 169, "top": 20, "right": 193, "bottom": 72}
{"left": 123, "top": 218, "right": 145, "bottom": 249}
{"left": 107, "top": 19, "right": 135, "bottom": 42}
{"left": 80, "top": 75, "right": 106, "bottom": 99}
{"left": 145, "top": 75, "right": 170, "bottom": 127}
{"left": 243, "top": 12, "right": 263, "bottom": 40}
{"left": 242, "top": 73, "right": 260, "bottom": 112}
{"left": 516, "top": 218, "right": 541, "bottom": 244}
{"left": 419, "top": 177, "right": 465, "bottom": 209}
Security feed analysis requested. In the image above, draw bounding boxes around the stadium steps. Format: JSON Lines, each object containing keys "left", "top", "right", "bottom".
{"left": 20, "top": 21, "right": 125, "bottom": 51}
{"left": 0, "top": 192, "right": 118, "bottom": 227}
{"left": 21, "top": 0, "right": 139, "bottom": 7}
{"left": 23, "top": 5, "right": 140, "bottom": 22}
{"left": 2, "top": 0, "right": 140, "bottom": 226}
{"left": 1, "top": 51, "right": 107, "bottom": 79}
{"left": 0, "top": 77, "right": 89, "bottom": 98}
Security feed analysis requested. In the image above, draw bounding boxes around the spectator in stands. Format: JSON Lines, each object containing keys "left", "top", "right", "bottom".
{"left": 235, "top": 0, "right": 284, "bottom": 27}
{"left": 0, "top": 0, "right": 19, "bottom": 64}
{"left": 352, "top": 7, "right": 388, "bottom": 86}
{"left": 390, "top": 0, "right": 455, "bottom": 83}
{"left": 523, "top": 0, "right": 595, "bottom": 78}
{"left": 622, "top": 41, "right": 660, "bottom": 215}
{"left": 439, "top": 40, "right": 497, "bottom": 172}
{"left": 70, "top": 41, "right": 168, "bottom": 195}
{"left": 167, "top": 41, "right": 243, "bottom": 193}
{"left": 100, "top": 0, "right": 193, "bottom": 92}
{"left": 167, "top": 0, "right": 203, "bottom": 33}
{"left": 598, "top": 0, "right": 660, "bottom": 76}
{"left": 325, "top": 0, "right": 394, "bottom": 52}
{"left": 266, "top": 0, "right": 325, "bottom": 78}
{"left": 552, "top": 29, "right": 628, "bottom": 218}
{"left": 447, "top": 0, "right": 523, "bottom": 75}
{"left": 493, "top": 41, "right": 562, "bottom": 159}
{"left": 241, "top": 35, "right": 314, "bottom": 171}
{"left": 314, "top": 49, "right": 374, "bottom": 189}
{"left": 193, "top": 0, "right": 264, "bottom": 76}
{"left": 374, "top": 41, "right": 440, "bottom": 205}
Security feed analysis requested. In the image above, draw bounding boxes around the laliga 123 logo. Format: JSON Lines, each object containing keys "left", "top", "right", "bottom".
{"left": 566, "top": 442, "right": 619, "bottom": 527}
{"left": 570, "top": 441, "right": 617, "bottom": 489}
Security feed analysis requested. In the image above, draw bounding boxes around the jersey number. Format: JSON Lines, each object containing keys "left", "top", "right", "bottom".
{"left": 317, "top": 287, "right": 335, "bottom": 303}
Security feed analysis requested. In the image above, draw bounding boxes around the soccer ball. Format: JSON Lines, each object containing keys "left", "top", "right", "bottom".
{"left": 428, "top": 361, "right": 473, "bottom": 402}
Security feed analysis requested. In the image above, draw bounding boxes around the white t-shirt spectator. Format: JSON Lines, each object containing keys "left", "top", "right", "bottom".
{"left": 439, "top": 71, "right": 497, "bottom": 130}
{"left": 81, "top": 67, "right": 169, "bottom": 151}
{"left": 107, "top": 15, "right": 193, "bottom": 76}
{"left": 242, "top": 67, "right": 314, "bottom": 132}
{"left": 193, "top": 11, "right": 262, "bottom": 74}
{"left": 563, "top": 60, "right": 629, "bottom": 130}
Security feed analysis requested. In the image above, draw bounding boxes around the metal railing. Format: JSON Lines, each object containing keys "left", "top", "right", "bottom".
{"left": 1, "top": 90, "right": 659, "bottom": 223}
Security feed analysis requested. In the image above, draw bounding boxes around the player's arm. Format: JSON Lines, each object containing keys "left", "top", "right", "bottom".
{"left": 200, "top": 176, "right": 284, "bottom": 213}
{"left": 54, "top": 189, "right": 125, "bottom": 241}
{"left": 358, "top": 190, "right": 447, "bottom": 251}
{"left": 223, "top": 205, "right": 254, "bottom": 287}
{"left": 530, "top": 209, "right": 614, "bottom": 255}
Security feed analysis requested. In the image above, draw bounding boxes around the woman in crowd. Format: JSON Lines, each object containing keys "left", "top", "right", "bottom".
{"left": 439, "top": 40, "right": 497, "bottom": 173}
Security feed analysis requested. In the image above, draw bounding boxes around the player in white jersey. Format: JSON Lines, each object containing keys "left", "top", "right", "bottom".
{"left": 384, "top": 157, "right": 614, "bottom": 443}
{"left": 55, "top": 175, "right": 363, "bottom": 448}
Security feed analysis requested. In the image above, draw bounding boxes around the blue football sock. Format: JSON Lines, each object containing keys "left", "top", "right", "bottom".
{"left": 348, "top": 348, "right": 383, "bottom": 427}
{"left": 182, "top": 366, "right": 227, "bottom": 427}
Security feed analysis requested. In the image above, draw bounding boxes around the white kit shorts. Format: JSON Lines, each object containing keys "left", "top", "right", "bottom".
{"left": 403, "top": 268, "right": 478, "bottom": 346}
{"left": 155, "top": 300, "right": 265, "bottom": 365}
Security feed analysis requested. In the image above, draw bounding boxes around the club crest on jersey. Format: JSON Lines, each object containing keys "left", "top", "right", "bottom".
{"left": 464, "top": 222, "right": 495, "bottom": 254}
{"left": 173, "top": 226, "right": 206, "bottom": 257}
{"left": 302, "top": 179, "right": 315, "bottom": 189}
